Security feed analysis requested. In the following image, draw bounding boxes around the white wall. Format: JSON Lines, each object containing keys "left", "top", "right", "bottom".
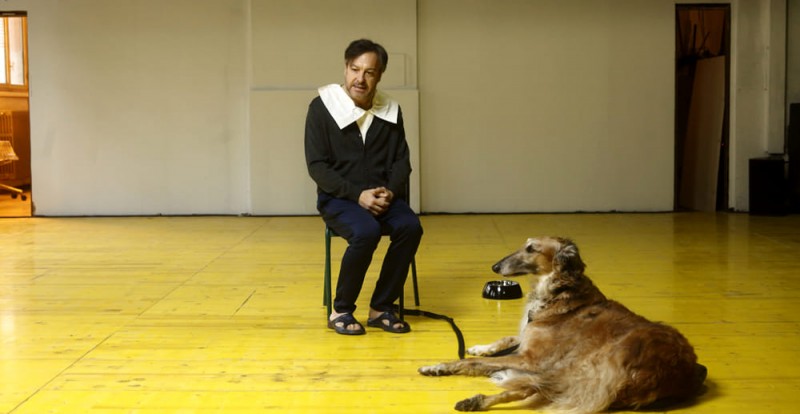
{"left": 20, "top": 0, "right": 248, "bottom": 215}
{"left": 247, "top": 0, "right": 419, "bottom": 215}
{"left": 788, "top": 0, "right": 800, "bottom": 109}
{"left": 727, "top": 0, "right": 786, "bottom": 209}
{"left": 419, "top": 0, "right": 675, "bottom": 212}
{"left": 2, "top": 0, "right": 787, "bottom": 215}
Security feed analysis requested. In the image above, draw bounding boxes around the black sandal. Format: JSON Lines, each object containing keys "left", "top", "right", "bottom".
{"left": 367, "top": 311, "right": 411, "bottom": 333}
{"left": 327, "top": 313, "right": 366, "bottom": 336}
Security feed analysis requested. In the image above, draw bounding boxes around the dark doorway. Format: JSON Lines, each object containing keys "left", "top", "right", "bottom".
{"left": 675, "top": 4, "right": 731, "bottom": 211}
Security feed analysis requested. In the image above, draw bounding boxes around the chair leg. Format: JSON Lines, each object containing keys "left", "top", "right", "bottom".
{"left": 324, "top": 227, "right": 332, "bottom": 317}
{"left": 0, "top": 182, "right": 25, "bottom": 199}
{"left": 399, "top": 287, "right": 404, "bottom": 320}
{"left": 411, "top": 257, "right": 420, "bottom": 306}
{"left": 400, "top": 256, "right": 421, "bottom": 321}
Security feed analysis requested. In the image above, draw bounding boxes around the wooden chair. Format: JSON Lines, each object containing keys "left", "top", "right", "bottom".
{"left": 0, "top": 140, "right": 26, "bottom": 201}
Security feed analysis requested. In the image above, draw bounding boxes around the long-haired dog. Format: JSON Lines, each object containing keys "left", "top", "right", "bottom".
{"left": 419, "top": 237, "right": 707, "bottom": 413}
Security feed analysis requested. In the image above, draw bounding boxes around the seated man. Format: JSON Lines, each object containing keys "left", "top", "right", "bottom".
{"left": 304, "top": 39, "right": 423, "bottom": 336}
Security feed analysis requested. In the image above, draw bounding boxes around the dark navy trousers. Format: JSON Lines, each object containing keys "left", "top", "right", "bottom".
{"left": 318, "top": 194, "right": 423, "bottom": 315}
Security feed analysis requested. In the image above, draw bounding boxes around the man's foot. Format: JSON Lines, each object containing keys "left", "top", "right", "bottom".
{"left": 367, "top": 309, "right": 411, "bottom": 333}
{"left": 328, "top": 312, "right": 365, "bottom": 335}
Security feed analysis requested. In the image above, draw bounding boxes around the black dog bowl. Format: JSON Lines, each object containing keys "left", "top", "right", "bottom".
{"left": 482, "top": 280, "right": 523, "bottom": 300}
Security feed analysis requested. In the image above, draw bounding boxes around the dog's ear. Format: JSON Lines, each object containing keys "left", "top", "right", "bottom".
{"left": 554, "top": 239, "right": 585, "bottom": 274}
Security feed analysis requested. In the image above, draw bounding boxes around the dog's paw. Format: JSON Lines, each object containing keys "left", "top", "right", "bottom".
{"left": 455, "top": 394, "right": 486, "bottom": 411}
{"left": 467, "top": 344, "right": 496, "bottom": 356}
{"left": 418, "top": 363, "right": 453, "bottom": 376}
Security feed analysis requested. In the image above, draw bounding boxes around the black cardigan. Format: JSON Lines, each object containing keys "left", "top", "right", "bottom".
{"left": 304, "top": 96, "right": 411, "bottom": 202}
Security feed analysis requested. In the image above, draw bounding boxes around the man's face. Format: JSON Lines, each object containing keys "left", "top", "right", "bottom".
{"left": 344, "top": 52, "right": 382, "bottom": 109}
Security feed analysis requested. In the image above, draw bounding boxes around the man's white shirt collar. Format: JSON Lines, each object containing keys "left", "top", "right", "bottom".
{"left": 318, "top": 83, "right": 399, "bottom": 130}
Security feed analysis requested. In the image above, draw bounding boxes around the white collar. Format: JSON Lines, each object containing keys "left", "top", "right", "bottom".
{"left": 318, "top": 83, "right": 399, "bottom": 130}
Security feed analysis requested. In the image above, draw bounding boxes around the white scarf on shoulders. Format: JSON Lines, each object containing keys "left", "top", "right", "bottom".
{"left": 318, "top": 84, "right": 399, "bottom": 137}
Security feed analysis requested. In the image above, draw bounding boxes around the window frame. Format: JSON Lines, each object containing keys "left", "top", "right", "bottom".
{"left": 0, "top": 13, "right": 28, "bottom": 92}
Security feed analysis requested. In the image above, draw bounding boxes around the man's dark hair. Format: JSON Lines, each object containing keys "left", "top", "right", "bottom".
{"left": 344, "top": 39, "right": 388, "bottom": 73}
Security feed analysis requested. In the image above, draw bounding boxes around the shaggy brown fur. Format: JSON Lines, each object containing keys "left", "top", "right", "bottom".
{"left": 419, "top": 237, "right": 706, "bottom": 413}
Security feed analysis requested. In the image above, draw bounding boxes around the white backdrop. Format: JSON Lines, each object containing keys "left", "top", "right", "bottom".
{"left": 3, "top": 0, "right": 787, "bottom": 215}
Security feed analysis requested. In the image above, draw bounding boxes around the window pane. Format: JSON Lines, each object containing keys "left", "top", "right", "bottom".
{"left": 8, "top": 17, "right": 24, "bottom": 85}
{"left": 0, "top": 21, "right": 6, "bottom": 84}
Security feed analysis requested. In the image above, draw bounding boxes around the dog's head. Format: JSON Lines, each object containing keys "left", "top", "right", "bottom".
{"left": 492, "top": 237, "right": 585, "bottom": 276}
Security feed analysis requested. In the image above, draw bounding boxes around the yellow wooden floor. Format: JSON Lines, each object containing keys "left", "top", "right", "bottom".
{"left": 1, "top": 213, "right": 799, "bottom": 413}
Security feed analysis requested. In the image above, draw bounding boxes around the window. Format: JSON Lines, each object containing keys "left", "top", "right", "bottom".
{"left": 0, "top": 15, "right": 27, "bottom": 89}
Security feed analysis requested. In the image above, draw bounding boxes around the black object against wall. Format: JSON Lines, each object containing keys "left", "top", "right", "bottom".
{"left": 788, "top": 103, "right": 800, "bottom": 212}
{"left": 749, "top": 155, "right": 788, "bottom": 215}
